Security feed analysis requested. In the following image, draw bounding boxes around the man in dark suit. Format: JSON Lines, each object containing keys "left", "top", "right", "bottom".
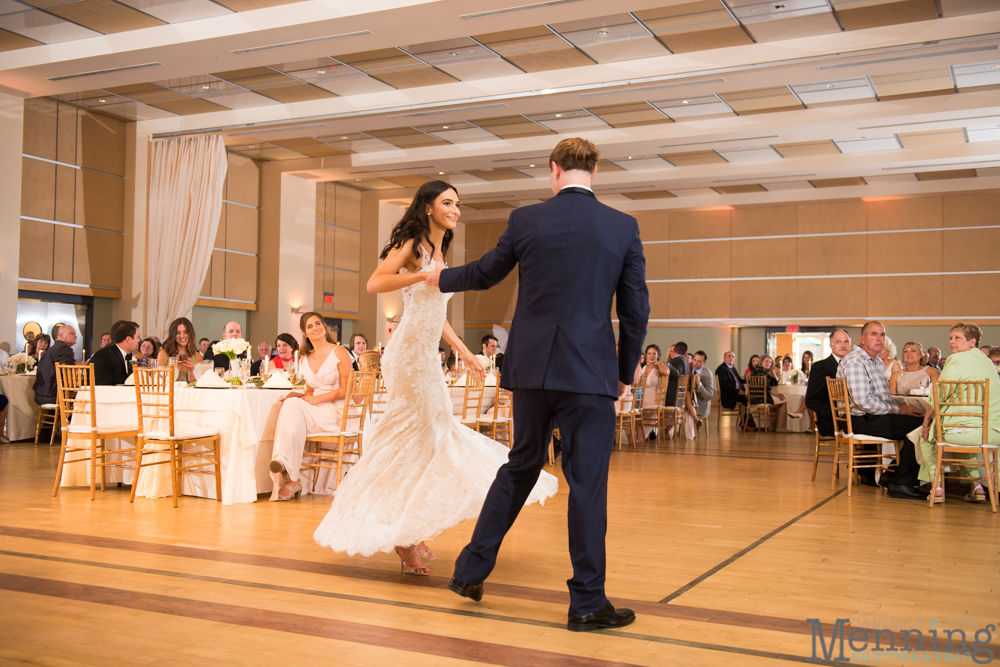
{"left": 805, "top": 329, "right": 852, "bottom": 438}
{"left": 34, "top": 325, "right": 80, "bottom": 405}
{"left": 427, "top": 138, "right": 649, "bottom": 632}
{"left": 213, "top": 321, "right": 249, "bottom": 370}
{"left": 715, "top": 350, "right": 749, "bottom": 425}
{"left": 663, "top": 341, "right": 690, "bottom": 408}
{"left": 90, "top": 320, "right": 140, "bottom": 385}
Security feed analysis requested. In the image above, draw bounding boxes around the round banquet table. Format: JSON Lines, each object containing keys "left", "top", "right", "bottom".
{"left": 61, "top": 385, "right": 286, "bottom": 504}
{"left": 770, "top": 384, "right": 809, "bottom": 432}
{"left": 0, "top": 374, "right": 40, "bottom": 442}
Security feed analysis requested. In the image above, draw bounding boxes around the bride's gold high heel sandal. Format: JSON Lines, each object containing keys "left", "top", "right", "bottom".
{"left": 394, "top": 547, "right": 430, "bottom": 576}
{"left": 414, "top": 542, "right": 436, "bottom": 561}
{"left": 269, "top": 460, "right": 287, "bottom": 502}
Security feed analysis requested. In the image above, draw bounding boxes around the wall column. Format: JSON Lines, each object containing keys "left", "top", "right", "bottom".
{"left": 0, "top": 93, "right": 24, "bottom": 352}
{"left": 114, "top": 123, "right": 148, "bottom": 330}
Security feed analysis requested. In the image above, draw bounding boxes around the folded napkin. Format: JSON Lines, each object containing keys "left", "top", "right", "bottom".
{"left": 25, "top": 369, "right": 36, "bottom": 376}
{"left": 909, "top": 387, "right": 931, "bottom": 396}
{"left": 195, "top": 370, "right": 230, "bottom": 388}
{"left": 262, "top": 373, "right": 293, "bottom": 389}
{"left": 124, "top": 374, "right": 135, "bottom": 385}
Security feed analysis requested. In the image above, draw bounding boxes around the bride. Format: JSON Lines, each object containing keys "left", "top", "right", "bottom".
{"left": 313, "top": 180, "right": 558, "bottom": 575}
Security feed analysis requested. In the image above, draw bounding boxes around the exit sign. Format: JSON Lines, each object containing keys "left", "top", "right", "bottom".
{"left": 324, "top": 293, "right": 334, "bottom": 305}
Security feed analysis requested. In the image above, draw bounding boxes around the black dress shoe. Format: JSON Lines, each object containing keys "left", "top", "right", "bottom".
{"left": 447, "top": 577, "right": 483, "bottom": 602}
{"left": 567, "top": 602, "right": 636, "bottom": 632}
{"left": 877, "top": 475, "right": 892, "bottom": 490}
{"left": 887, "top": 484, "right": 928, "bottom": 500}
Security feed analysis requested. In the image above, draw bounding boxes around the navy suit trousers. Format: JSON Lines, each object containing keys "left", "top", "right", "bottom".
{"left": 453, "top": 389, "right": 616, "bottom": 617}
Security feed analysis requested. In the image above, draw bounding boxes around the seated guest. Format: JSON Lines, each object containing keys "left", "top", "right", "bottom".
{"left": 800, "top": 350, "right": 813, "bottom": 378}
{"left": 634, "top": 344, "right": 666, "bottom": 439}
{"left": 198, "top": 337, "right": 212, "bottom": 360}
{"left": 664, "top": 341, "right": 689, "bottom": 407}
{"left": 751, "top": 356, "right": 791, "bottom": 433}
{"left": 358, "top": 349, "right": 381, "bottom": 374}
{"left": 879, "top": 336, "right": 902, "bottom": 380}
{"left": 268, "top": 312, "right": 353, "bottom": 501}
{"left": 780, "top": 355, "right": 795, "bottom": 382}
{"left": 890, "top": 341, "right": 939, "bottom": 395}
{"left": 684, "top": 352, "right": 694, "bottom": 367}
{"left": 134, "top": 338, "right": 160, "bottom": 366}
{"left": 99, "top": 333, "right": 112, "bottom": 348}
{"left": 270, "top": 334, "right": 299, "bottom": 370}
{"left": 989, "top": 346, "right": 1000, "bottom": 371}
{"left": 251, "top": 342, "right": 272, "bottom": 376}
{"left": 916, "top": 323, "right": 1000, "bottom": 503}
{"left": 685, "top": 350, "right": 714, "bottom": 437}
{"left": 33, "top": 326, "right": 79, "bottom": 406}
{"left": 438, "top": 347, "right": 447, "bottom": 370}
{"left": 836, "top": 321, "right": 926, "bottom": 500}
{"left": 28, "top": 334, "right": 50, "bottom": 360}
{"left": 347, "top": 333, "right": 368, "bottom": 371}
{"left": 980, "top": 345, "right": 992, "bottom": 355}
{"left": 91, "top": 320, "right": 140, "bottom": 385}
{"left": 744, "top": 354, "right": 760, "bottom": 381}
{"left": 716, "top": 350, "right": 749, "bottom": 423}
{"left": 212, "top": 321, "right": 248, "bottom": 370}
{"left": 806, "top": 329, "right": 852, "bottom": 437}
{"left": 926, "top": 346, "right": 943, "bottom": 371}
{"left": 157, "top": 318, "right": 202, "bottom": 383}
{"left": 477, "top": 334, "right": 498, "bottom": 369}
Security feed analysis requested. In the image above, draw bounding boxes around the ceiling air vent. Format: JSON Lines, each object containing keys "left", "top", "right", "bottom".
{"left": 460, "top": 0, "right": 589, "bottom": 20}
{"left": 232, "top": 31, "right": 372, "bottom": 55}
{"left": 47, "top": 62, "right": 164, "bottom": 82}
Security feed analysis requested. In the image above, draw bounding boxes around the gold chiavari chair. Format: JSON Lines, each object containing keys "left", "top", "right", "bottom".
{"left": 746, "top": 375, "right": 778, "bottom": 433}
{"left": 132, "top": 366, "right": 221, "bottom": 508}
{"left": 662, "top": 377, "right": 687, "bottom": 440}
{"left": 548, "top": 425, "right": 559, "bottom": 466}
{"left": 716, "top": 400, "right": 743, "bottom": 432}
{"left": 478, "top": 382, "right": 512, "bottom": 447}
{"left": 457, "top": 372, "right": 486, "bottom": 429}
{"left": 808, "top": 409, "right": 837, "bottom": 482}
{"left": 615, "top": 387, "right": 641, "bottom": 449}
{"left": 640, "top": 384, "right": 667, "bottom": 444}
{"left": 52, "top": 363, "right": 139, "bottom": 499}
{"left": 35, "top": 402, "right": 59, "bottom": 446}
{"left": 302, "top": 370, "right": 378, "bottom": 493}
{"left": 369, "top": 373, "right": 388, "bottom": 424}
{"left": 827, "top": 377, "right": 900, "bottom": 496}
{"left": 928, "top": 380, "right": 998, "bottom": 512}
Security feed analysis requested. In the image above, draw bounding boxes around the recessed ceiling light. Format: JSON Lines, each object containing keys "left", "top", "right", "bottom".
{"left": 681, "top": 100, "right": 689, "bottom": 104}
{"left": 825, "top": 84, "right": 834, "bottom": 88}
{"left": 555, "top": 113, "right": 563, "bottom": 118}
{"left": 317, "top": 70, "right": 326, "bottom": 74}
{"left": 439, "top": 171, "right": 444, "bottom": 175}
{"left": 99, "top": 99, "right": 106, "bottom": 103}
{"left": 738, "top": 147, "right": 745, "bottom": 150}
{"left": 529, "top": 164, "right": 535, "bottom": 167}
{"left": 448, "top": 52, "right": 458, "bottom": 56}
{"left": 341, "top": 136, "right": 348, "bottom": 139}
{"left": 597, "top": 30, "right": 608, "bottom": 36}
{"left": 442, "top": 125, "right": 449, "bottom": 129}
{"left": 628, "top": 156, "right": 633, "bottom": 159}
{"left": 202, "top": 85, "right": 210, "bottom": 90}
{"left": 992, "top": 65, "right": 1000, "bottom": 70}
{"left": 248, "top": 145, "right": 255, "bottom": 148}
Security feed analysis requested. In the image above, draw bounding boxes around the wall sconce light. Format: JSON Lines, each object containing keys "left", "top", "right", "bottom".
{"left": 291, "top": 305, "right": 310, "bottom": 314}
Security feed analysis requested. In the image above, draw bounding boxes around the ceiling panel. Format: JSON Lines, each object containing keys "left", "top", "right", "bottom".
{"left": 210, "top": 0, "right": 304, "bottom": 10}
{"left": 870, "top": 68, "right": 954, "bottom": 100}
{"left": 967, "top": 126, "right": 1000, "bottom": 143}
{"left": 585, "top": 102, "right": 671, "bottom": 128}
{"left": 719, "top": 86, "right": 803, "bottom": 114}
{"left": 272, "top": 59, "right": 394, "bottom": 96}
{"left": 667, "top": 187, "right": 720, "bottom": 196}
{"left": 346, "top": 178, "right": 403, "bottom": 190}
{"left": 365, "top": 127, "right": 449, "bottom": 148}
{"left": 939, "top": 0, "right": 1000, "bottom": 16}
{"left": 633, "top": 1, "right": 753, "bottom": 53}
{"left": 380, "top": 174, "right": 431, "bottom": 187}
{"left": 916, "top": 169, "right": 977, "bottom": 180}
{"left": 863, "top": 173, "right": 919, "bottom": 183}
{"left": 211, "top": 68, "right": 336, "bottom": 103}
{"left": 228, "top": 143, "right": 306, "bottom": 160}
{"left": 315, "top": 132, "right": 397, "bottom": 153}
{"left": 651, "top": 95, "right": 734, "bottom": 118}
{"left": 597, "top": 159, "right": 625, "bottom": 172}
{"left": 268, "top": 138, "right": 352, "bottom": 157}
{"left": 772, "top": 140, "right": 841, "bottom": 157}
{"left": 608, "top": 155, "right": 670, "bottom": 171}
{"left": 660, "top": 150, "right": 727, "bottom": 166}
{"left": 0, "top": 8, "right": 101, "bottom": 43}
{"left": 422, "top": 171, "right": 489, "bottom": 185}
{"left": 0, "top": 0, "right": 27, "bottom": 14}
{"left": 413, "top": 121, "right": 498, "bottom": 143}
{"left": 897, "top": 128, "right": 967, "bottom": 148}
{"left": 790, "top": 78, "right": 876, "bottom": 106}
{"left": 728, "top": 0, "right": 841, "bottom": 43}
{"left": 464, "top": 168, "right": 531, "bottom": 181}
{"left": 157, "top": 75, "right": 279, "bottom": 109}
{"left": 833, "top": 135, "right": 902, "bottom": 152}
{"left": 526, "top": 109, "right": 609, "bottom": 132}
{"left": 953, "top": 61, "right": 1000, "bottom": 91}
{"left": 114, "top": 0, "right": 232, "bottom": 22}
{"left": 148, "top": 95, "right": 229, "bottom": 114}
{"left": 831, "top": 0, "right": 938, "bottom": 31}
{"left": 550, "top": 13, "right": 669, "bottom": 63}
{"left": 716, "top": 146, "right": 782, "bottom": 162}
{"left": 474, "top": 27, "right": 594, "bottom": 73}
{"left": 809, "top": 177, "right": 867, "bottom": 187}
{"left": 336, "top": 48, "right": 457, "bottom": 89}
{"left": 402, "top": 37, "right": 524, "bottom": 80}
{"left": 760, "top": 180, "right": 815, "bottom": 190}
{"left": 470, "top": 115, "right": 554, "bottom": 139}
{"left": 463, "top": 201, "right": 516, "bottom": 210}
{"left": 712, "top": 184, "right": 765, "bottom": 194}
{"left": 42, "top": 0, "right": 164, "bottom": 33}
{"left": 622, "top": 190, "right": 676, "bottom": 199}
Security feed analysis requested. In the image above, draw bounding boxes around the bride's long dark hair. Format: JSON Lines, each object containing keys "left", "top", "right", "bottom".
{"left": 380, "top": 180, "right": 457, "bottom": 261}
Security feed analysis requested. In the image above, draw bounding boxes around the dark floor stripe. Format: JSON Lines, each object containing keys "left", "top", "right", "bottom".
{"left": 659, "top": 488, "right": 847, "bottom": 603}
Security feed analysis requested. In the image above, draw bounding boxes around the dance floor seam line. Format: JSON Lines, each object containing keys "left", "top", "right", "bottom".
{"left": 0, "top": 569, "right": 843, "bottom": 665}
{"left": 659, "top": 488, "right": 847, "bottom": 604}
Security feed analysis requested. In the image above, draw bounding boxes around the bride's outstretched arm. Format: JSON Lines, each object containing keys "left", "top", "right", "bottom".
{"left": 441, "top": 319, "right": 486, "bottom": 381}
{"left": 367, "top": 240, "right": 428, "bottom": 294}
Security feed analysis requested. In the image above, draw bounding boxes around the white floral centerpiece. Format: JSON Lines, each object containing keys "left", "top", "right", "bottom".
{"left": 8, "top": 353, "right": 36, "bottom": 374}
{"left": 211, "top": 338, "right": 250, "bottom": 360}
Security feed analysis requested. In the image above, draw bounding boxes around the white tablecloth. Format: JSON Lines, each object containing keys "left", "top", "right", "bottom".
{"left": 771, "top": 384, "right": 808, "bottom": 432}
{"left": 449, "top": 385, "right": 496, "bottom": 416}
{"left": 62, "top": 385, "right": 286, "bottom": 504}
{"left": 0, "top": 375, "right": 40, "bottom": 441}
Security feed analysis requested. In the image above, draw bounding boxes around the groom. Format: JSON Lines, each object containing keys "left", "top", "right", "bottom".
{"left": 426, "top": 138, "right": 649, "bottom": 631}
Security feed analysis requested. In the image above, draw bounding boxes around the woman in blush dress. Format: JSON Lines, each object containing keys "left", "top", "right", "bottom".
{"left": 890, "top": 341, "right": 939, "bottom": 396}
{"left": 268, "top": 313, "right": 352, "bottom": 501}
{"left": 157, "top": 318, "right": 202, "bottom": 382}
{"left": 634, "top": 344, "right": 666, "bottom": 440}
{"left": 313, "top": 180, "right": 557, "bottom": 576}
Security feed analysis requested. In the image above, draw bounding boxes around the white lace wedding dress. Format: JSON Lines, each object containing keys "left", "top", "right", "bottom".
{"left": 313, "top": 253, "right": 558, "bottom": 556}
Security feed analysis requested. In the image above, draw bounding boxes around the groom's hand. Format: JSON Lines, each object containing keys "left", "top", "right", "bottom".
{"left": 425, "top": 263, "right": 443, "bottom": 287}
{"left": 618, "top": 381, "right": 631, "bottom": 397}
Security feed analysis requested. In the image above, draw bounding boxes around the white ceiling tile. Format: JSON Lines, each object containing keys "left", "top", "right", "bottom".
{"left": 0, "top": 9, "right": 101, "bottom": 43}
{"left": 551, "top": 13, "right": 668, "bottom": 64}
{"left": 862, "top": 173, "right": 919, "bottom": 183}
{"left": 609, "top": 156, "right": 670, "bottom": 171}
{"left": 652, "top": 95, "right": 734, "bottom": 119}
{"left": 426, "top": 171, "right": 490, "bottom": 185}
{"left": 759, "top": 181, "right": 816, "bottom": 191}
{"left": 716, "top": 146, "right": 783, "bottom": 162}
{"left": 405, "top": 38, "right": 524, "bottom": 81}
{"left": 974, "top": 167, "right": 1000, "bottom": 178}
{"left": 289, "top": 65, "right": 394, "bottom": 96}
{"left": 966, "top": 126, "right": 1000, "bottom": 143}
{"left": 114, "top": 0, "right": 232, "bottom": 23}
{"left": 791, "top": 78, "right": 875, "bottom": 105}
{"left": 667, "top": 188, "right": 719, "bottom": 197}
{"left": 414, "top": 123, "right": 498, "bottom": 143}
{"left": 526, "top": 110, "right": 608, "bottom": 132}
{"left": 316, "top": 134, "right": 397, "bottom": 153}
{"left": 833, "top": 136, "right": 902, "bottom": 153}
{"left": 0, "top": 0, "right": 28, "bottom": 16}
{"left": 953, "top": 61, "right": 1000, "bottom": 89}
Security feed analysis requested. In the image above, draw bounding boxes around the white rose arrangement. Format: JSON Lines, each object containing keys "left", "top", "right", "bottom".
{"left": 211, "top": 338, "right": 250, "bottom": 360}
{"left": 8, "top": 353, "right": 36, "bottom": 373}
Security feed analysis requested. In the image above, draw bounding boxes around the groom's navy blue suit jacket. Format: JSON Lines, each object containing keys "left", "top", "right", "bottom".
{"left": 439, "top": 187, "right": 649, "bottom": 399}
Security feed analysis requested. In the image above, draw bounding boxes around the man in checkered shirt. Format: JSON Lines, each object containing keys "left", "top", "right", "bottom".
{"left": 836, "top": 321, "right": 927, "bottom": 500}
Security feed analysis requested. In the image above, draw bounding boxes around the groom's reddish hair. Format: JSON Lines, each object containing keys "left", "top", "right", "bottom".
{"left": 549, "top": 138, "right": 599, "bottom": 174}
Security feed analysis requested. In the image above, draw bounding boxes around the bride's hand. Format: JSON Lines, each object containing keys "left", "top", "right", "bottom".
{"left": 461, "top": 350, "right": 486, "bottom": 382}
{"left": 425, "top": 263, "right": 443, "bottom": 287}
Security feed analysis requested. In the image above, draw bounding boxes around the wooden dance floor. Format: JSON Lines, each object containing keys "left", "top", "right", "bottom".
{"left": 2, "top": 425, "right": 997, "bottom": 666}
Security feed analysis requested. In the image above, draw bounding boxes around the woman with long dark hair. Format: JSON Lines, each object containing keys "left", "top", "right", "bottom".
{"left": 157, "top": 317, "right": 201, "bottom": 382}
{"left": 313, "top": 181, "right": 557, "bottom": 575}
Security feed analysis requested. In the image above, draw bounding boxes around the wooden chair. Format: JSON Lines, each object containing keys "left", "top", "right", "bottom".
{"left": 827, "top": 377, "right": 900, "bottom": 496}
{"left": 640, "top": 384, "right": 667, "bottom": 444}
{"left": 132, "top": 366, "right": 221, "bottom": 508}
{"left": 615, "top": 388, "right": 639, "bottom": 449}
{"left": 716, "top": 400, "right": 743, "bottom": 432}
{"left": 548, "top": 425, "right": 559, "bottom": 466}
{"left": 302, "top": 370, "right": 378, "bottom": 492}
{"left": 927, "top": 380, "right": 998, "bottom": 512}
{"left": 52, "top": 363, "right": 139, "bottom": 499}
{"left": 808, "top": 409, "right": 836, "bottom": 482}
{"left": 35, "top": 401, "right": 59, "bottom": 446}
{"left": 746, "top": 375, "right": 778, "bottom": 432}
{"left": 661, "top": 379, "right": 686, "bottom": 439}
{"left": 369, "top": 373, "right": 387, "bottom": 424}
{"left": 479, "top": 385, "right": 512, "bottom": 447}
{"left": 456, "top": 372, "right": 486, "bottom": 429}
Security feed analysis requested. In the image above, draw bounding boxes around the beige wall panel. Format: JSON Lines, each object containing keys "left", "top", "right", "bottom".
{"left": 669, "top": 210, "right": 731, "bottom": 239}
{"left": 668, "top": 281, "right": 729, "bottom": 320}
{"left": 215, "top": 206, "right": 226, "bottom": 248}
{"left": 334, "top": 270, "right": 360, "bottom": 313}
{"left": 22, "top": 98, "right": 57, "bottom": 161}
{"left": 335, "top": 227, "right": 360, "bottom": 272}
{"left": 54, "top": 165, "right": 76, "bottom": 224}
{"left": 20, "top": 157, "right": 55, "bottom": 220}
{"left": 485, "top": 221, "right": 508, "bottom": 247}
{"left": 52, "top": 225, "right": 74, "bottom": 283}
{"left": 465, "top": 223, "right": 493, "bottom": 249}
{"left": 643, "top": 243, "right": 670, "bottom": 281}
{"left": 313, "top": 268, "right": 324, "bottom": 311}
{"left": 200, "top": 258, "right": 213, "bottom": 297}
{"left": 225, "top": 153, "right": 259, "bottom": 207}
{"left": 796, "top": 277, "right": 867, "bottom": 318}
{"left": 868, "top": 275, "right": 942, "bottom": 318}
{"left": 731, "top": 237, "right": 798, "bottom": 277}
{"left": 211, "top": 249, "right": 226, "bottom": 297}
{"left": 18, "top": 219, "right": 54, "bottom": 281}
{"left": 867, "top": 197, "right": 942, "bottom": 230}
{"left": 74, "top": 228, "right": 122, "bottom": 288}
{"left": 942, "top": 272, "right": 1000, "bottom": 316}
{"left": 324, "top": 223, "right": 335, "bottom": 266}
{"left": 731, "top": 280, "right": 790, "bottom": 319}
{"left": 79, "top": 112, "right": 125, "bottom": 176}
{"left": 731, "top": 206, "right": 797, "bottom": 237}
{"left": 798, "top": 201, "right": 866, "bottom": 234}
{"left": 868, "top": 230, "right": 942, "bottom": 273}
{"left": 942, "top": 228, "right": 1000, "bottom": 272}
{"left": 323, "top": 267, "right": 334, "bottom": 295}
{"left": 668, "top": 241, "right": 730, "bottom": 279}
{"left": 314, "top": 223, "right": 325, "bottom": 265}
{"left": 56, "top": 103, "right": 77, "bottom": 165}
{"left": 942, "top": 192, "right": 1000, "bottom": 227}
{"left": 463, "top": 249, "right": 518, "bottom": 284}
{"left": 465, "top": 286, "right": 517, "bottom": 323}
{"left": 635, "top": 211, "right": 669, "bottom": 242}
{"left": 335, "top": 184, "right": 361, "bottom": 229}
{"left": 798, "top": 235, "right": 866, "bottom": 275}
{"left": 78, "top": 170, "right": 124, "bottom": 232}
{"left": 314, "top": 182, "right": 325, "bottom": 222}
{"left": 647, "top": 282, "right": 669, "bottom": 318}
{"left": 225, "top": 252, "right": 257, "bottom": 302}
{"left": 324, "top": 183, "right": 336, "bottom": 224}
{"left": 224, "top": 203, "right": 258, "bottom": 254}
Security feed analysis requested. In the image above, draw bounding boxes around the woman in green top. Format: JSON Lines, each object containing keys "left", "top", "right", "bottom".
{"left": 917, "top": 322, "right": 1000, "bottom": 503}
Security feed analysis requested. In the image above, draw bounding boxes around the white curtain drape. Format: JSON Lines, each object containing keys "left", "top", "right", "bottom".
{"left": 147, "top": 135, "right": 228, "bottom": 338}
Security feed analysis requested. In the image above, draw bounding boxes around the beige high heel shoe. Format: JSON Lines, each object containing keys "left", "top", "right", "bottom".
{"left": 269, "top": 460, "right": 286, "bottom": 502}
{"left": 394, "top": 547, "right": 430, "bottom": 576}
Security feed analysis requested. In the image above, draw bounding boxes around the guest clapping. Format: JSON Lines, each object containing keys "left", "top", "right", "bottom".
{"left": 268, "top": 312, "right": 353, "bottom": 501}
{"left": 157, "top": 318, "right": 202, "bottom": 382}
{"left": 890, "top": 342, "right": 939, "bottom": 395}
{"left": 270, "top": 334, "right": 299, "bottom": 370}
{"left": 634, "top": 344, "right": 665, "bottom": 439}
